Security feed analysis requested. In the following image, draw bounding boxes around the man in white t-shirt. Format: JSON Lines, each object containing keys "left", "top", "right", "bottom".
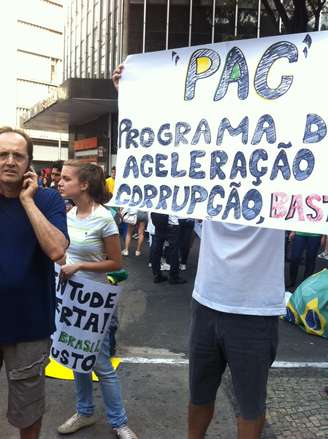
{"left": 188, "top": 221, "right": 285, "bottom": 439}
{"left": 110, "top": 63, "right": 284, "bottom": 439}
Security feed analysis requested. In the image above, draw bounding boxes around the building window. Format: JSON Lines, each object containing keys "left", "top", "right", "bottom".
{"left": 238, "top": 0, "right": 258, "bottom": 39}
{"left": 145, "top": 1, "right": 166, "bottom": 52}
{"left": 128, "top": 1, "right": 144, "bottom": 54}
{"left": 214, "top": 0, "right": 236, "bottom": 42}
{"left": 191, "top": 0, "right": 213, "bottom": 46}
{"left": 260, "top": 0, "right": 280, "bottom": 37}
{"left": 50, "top": 59, "right": 57, "bottom": 83}
{"left": 169, "top": 1, "right": 190, "bottom": 49}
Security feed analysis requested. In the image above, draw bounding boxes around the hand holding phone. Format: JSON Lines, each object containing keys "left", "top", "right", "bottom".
{"left": 19, "top": 167, "right": 38, "bottom": 204}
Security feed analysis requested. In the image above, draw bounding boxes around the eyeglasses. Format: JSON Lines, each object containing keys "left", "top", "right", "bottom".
{"left": 0, "top": 151, "right": 28, "bottom": 163}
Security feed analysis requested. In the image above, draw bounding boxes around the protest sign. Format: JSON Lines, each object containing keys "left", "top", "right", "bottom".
{"left": 51, "top": 265, "right": 121, "bottom": 373}
{"left": 114, "top": 31, "right": 328, "bottom": 234}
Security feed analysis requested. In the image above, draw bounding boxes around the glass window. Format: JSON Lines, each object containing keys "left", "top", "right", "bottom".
{"left": 81, "top": 39, "right": 85, "bottom": 65}
{"left": 145, "top": 1, "right": 166, "bottom": 52}
{"left": 128, "top": 1, "right": 144, "bottom": 54}
{"left": 100, "top": 55, "right": 106, "bottom": 78}
{"left": 81, "top": 57, "right": 85, "bottom": 77}
{"left": 168, "top": 0, "right": 190, "bottom": 49}
{"left": 87, "top": 10, "right": 92, "bottom": 34}
{"left": 238, "top": 0, "right": 258, "bottom": 39}
{"left": 102, "top": 0, "right": 108, "bottom": 20}
{"left": 191, "top": 0, "right": 212, "bottom": 46}
{"left": 101, "top": 18, "right": 107, "bottom": 44}
{"left": 93, "top": 24, "right": 100, "bottom": 76}
{"left": 87, "top": 33, "right": 92, "bottom": 60}
{"left": 260, "top": 0, "right": 279, "bottom": 37}
{"left": 320, "top": 11, "right": 328, "bottom": 30}
{"left": 86, "top": 55, "right": 91, "bottom": 77}
{"left": 74, "top": 45, "right": 79, "bottom": 77}
{"left": 94, "top": 0, "right": 100, "bottom": 29}
{"left": 214, "top": 0, "right": 236, "bottom": 42}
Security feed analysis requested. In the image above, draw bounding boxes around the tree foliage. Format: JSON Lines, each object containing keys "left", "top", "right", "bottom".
{"left": 263, "top": 0, "right": 327, "bottom": 32}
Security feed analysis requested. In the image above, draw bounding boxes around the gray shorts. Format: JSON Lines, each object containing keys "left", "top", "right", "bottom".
{"left": 0, "top": 338, "right": 51, "bottom": 429}
{"left": 137, "top": 210, "right": 148, "bottom": 224}
{"left": 189, "top": 299, "right": 278, "bottom": 420}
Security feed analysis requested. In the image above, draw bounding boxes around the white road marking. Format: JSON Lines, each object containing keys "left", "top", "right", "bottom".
{"left": 120, "top": 357, "right": 328, "bottom": 368}
{"left": 272, "top": 361, "right": 328, "bottom": 368}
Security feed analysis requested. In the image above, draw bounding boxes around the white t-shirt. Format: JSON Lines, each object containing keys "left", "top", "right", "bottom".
{"left": 66, "top": 204, "right": 118, "bottom": 283}
{"left": 192, "top": 221, "right": 285, "bottom": 316}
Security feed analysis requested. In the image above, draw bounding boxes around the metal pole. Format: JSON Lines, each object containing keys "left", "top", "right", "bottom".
{"left": 188, "top": 0, "right": 193, "bottom": 46}
{"left": 142, "top": 0, "right": 147, "bottom": 52}
{"left": 109, "top": 0, "right": 115, "bottom": 73}
{"left": 166, "top": 0, "right": 170, "bottom": 50}
{"left": 91, "top": 0, "right": 95, "bottom": 77}
{"left": 58, "top": 136, "right": 62, "bottom": 160}
{"left": 257, "top": 0, "right": 261, "bottom": 38}
{"left": 318, "top": 9, "right": 322, "bottom": 30}
{"left": 211, "top": 0, "right": 216, "bottom": 43}
{"left": 234, "top": 0, "right": 239, "bottom": 38}
{"left": 119, "top": 0, "right": 124, "bottom": 61}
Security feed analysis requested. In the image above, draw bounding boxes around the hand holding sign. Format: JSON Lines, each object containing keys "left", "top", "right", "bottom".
{"left": 60, "top": 263, "right": 81, "bottom": 280}
{"left": 52, "top": 265, "right": 121, "bottom": 373}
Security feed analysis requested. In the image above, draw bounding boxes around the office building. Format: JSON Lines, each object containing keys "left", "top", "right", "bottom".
{"left": 24, "top": 0, "right": 328, "bottom": 172}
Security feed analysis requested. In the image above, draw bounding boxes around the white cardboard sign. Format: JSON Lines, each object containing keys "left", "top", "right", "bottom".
{"left": 51, "top": 266, "right": 121, "bottom": 373}
{"left": 114, "top": 31, "right": 328, "bottom": 234}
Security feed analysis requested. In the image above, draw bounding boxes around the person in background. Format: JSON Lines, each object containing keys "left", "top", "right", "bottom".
{"left": 151, "top": 213, "right": 186, "bottom": 284}
{"left": 105, "top": 165, "right": 116, "bottom": 197}
{"left": 288, "top": 231, "right": 324, "bottom": 290}
{"left": 41, "top": 175, "right": 50, "bottom": 187}
{"left": 0, "top": 127, "right": 68, "bottom": 439}
{"left": 178, "top": 218, "right": 195, "bottom": 271}
{"left": 57, "top": 160, "right": 137, "bottom": 439}
{"left": 146, "top": 211, "right": 155, "bottom": 267}
{"left": 50, "top": 160, "right": 64, "bottom": 190}
{"left": 318, "top": 235, "right": 328, "bottom": 260}
{"left": 121, "top": 210, "right": 148, "bottom": 257}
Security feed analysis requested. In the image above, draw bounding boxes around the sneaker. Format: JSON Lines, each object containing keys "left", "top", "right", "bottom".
{"left": 135, "top": 250, "right": 141, "bottom": 256}
{"left": 179, "top": 264, "right": 187, "bottom": 271}
{"left": 57, "top": 413, "right": 96, "bottom": 434}
{"left": 318, "top": 251, "right": 328, "bottom": 259}
{"left": 132, "top": 233, "right": 139, "bottom": 240}
{"left": 160, "top": 262, "right": 171, "bottom": 271}
{"left": 114, "top": 424, "right": 138, "bottom": 439}
{"left": 148, "top": 262, "right": 152, "bottom": 268}
{"left": 121, "top": 249, "right": 129, "bottom": 256}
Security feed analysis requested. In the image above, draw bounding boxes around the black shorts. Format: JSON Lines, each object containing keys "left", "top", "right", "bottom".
{"left": 189, "top": 299, "right": 279, "bottom": 420}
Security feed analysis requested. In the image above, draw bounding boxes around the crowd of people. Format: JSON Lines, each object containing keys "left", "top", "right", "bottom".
{"left": 0, "top": 66, "right": 326, "bottom": 439}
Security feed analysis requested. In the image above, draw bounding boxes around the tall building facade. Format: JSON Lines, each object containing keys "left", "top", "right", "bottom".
{"left": 24, "top": 0, "right": 328, "bottom": 173}
{"left": 0, "top": 0, "right": 69, "bottom": 168}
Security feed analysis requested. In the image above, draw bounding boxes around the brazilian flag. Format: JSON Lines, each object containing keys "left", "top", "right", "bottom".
{"left": 285, "top": 269, "right": 328, "bottom": 338}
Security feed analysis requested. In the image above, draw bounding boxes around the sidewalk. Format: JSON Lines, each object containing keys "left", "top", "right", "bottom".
{"left": 1, "top": 365, "right": 327, "bottom": 438}
{"left": 224, "top": 368, "right": 328, "bottom": 439}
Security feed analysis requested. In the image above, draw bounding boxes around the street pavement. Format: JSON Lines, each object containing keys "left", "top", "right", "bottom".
{"left": 1, "top": 237, "right": 327, "bottom": 438}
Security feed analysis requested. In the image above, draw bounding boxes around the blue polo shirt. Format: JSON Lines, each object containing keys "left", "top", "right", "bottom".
{"left": 0, "top": 188, "right": 69, "bottom": 343}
